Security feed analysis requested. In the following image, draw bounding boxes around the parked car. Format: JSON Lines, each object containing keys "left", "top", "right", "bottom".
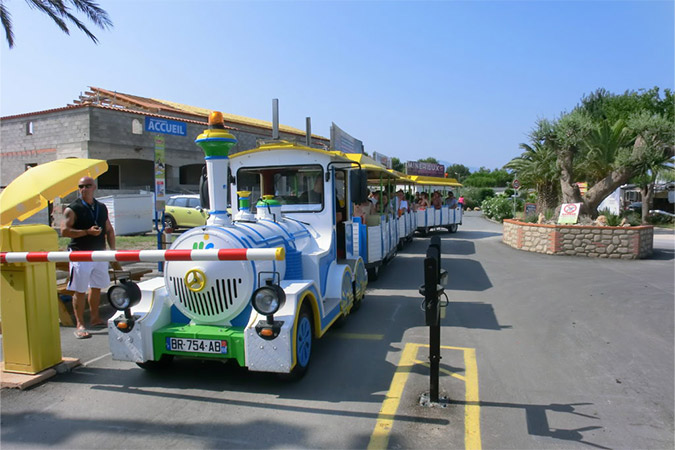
{"left": 626, "top": 202, "right": 642, "bottom": 213}
{"left": 164, "top": 194, "right": 208, "bottom": 230}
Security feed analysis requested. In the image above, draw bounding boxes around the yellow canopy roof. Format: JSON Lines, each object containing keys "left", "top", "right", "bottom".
{"left": 339, "top": 153, "right": 399, "bottom": 179}
{"left": 406, "top": 175, "right": 462, "bottom": 187}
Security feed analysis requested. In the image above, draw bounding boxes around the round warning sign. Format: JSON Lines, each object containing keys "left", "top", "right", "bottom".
{"left": 558, "top": 202, "right": 582, "bottom": 224}
{"left": 563, "top": 204, "right": 578, "bottom": 214}
{"left": 512, "top": 179, "right": 520, "bottom": 189}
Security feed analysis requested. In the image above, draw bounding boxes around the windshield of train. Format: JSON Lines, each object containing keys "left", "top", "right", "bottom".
{"left": 237, "top": 165, "right": 324, "bottom": 213}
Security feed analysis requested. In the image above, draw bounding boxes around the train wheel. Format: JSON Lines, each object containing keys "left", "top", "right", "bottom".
{"left": 448, "top": 224, "right": 458, "bottom": 233}
{"left": 367, "top": 266, "right": 379, "bottom": 282}
{"left": 136, "top": 354, "right": 174, "bottom": 371}
{"left": 352, "top": 259, "right": 367, "bottom": 312}
{"left": 282, "top": 306, "right": 313, "bottom": 380}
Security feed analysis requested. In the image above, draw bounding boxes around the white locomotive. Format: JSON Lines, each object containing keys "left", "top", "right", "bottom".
{"left": 108, "top": 112, "right": 368, "bottom": 378}
{"left": 107, "top": 111, "right": 462, "bottom": 378}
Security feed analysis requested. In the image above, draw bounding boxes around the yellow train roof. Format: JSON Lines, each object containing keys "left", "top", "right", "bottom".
{"left": 231, "top": 140, "right": 348, "bottom": 160}
{"left": 406, "top": 175, "right": 462, "bottom": 187}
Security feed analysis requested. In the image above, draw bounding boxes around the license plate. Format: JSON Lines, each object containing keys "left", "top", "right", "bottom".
{"left": 165, "top": 337, "right": 228, "bottom": 354}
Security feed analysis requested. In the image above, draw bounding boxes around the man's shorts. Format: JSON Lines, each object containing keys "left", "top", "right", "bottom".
{"left": 67, "top": 261, "right": 110, "bottom": 293}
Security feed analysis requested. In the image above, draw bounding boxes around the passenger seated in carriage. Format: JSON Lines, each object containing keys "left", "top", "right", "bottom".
{"left": 431, "top": 191, "right": 443, "bottom": 210}
{"left": 445, "top": 191, "right": 458, "bottom": 209}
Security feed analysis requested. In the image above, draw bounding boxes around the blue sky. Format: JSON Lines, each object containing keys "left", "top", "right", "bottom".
{"left": 1, "top": 0, "right": 673, "bottom": 170}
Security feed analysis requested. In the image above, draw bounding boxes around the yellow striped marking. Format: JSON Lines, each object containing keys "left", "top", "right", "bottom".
{"left": 368, "top": 343, "right": 481, "bottom": 450}
{"left": 367, "top": 343, "right": 417, "bottom": 449}
{"left": 463, "top": 347, "right": 482, "bottom": 450}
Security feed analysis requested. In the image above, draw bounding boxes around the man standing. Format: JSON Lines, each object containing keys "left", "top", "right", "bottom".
{"left": 61, "top": 176, "right": 116, "bottom": 339}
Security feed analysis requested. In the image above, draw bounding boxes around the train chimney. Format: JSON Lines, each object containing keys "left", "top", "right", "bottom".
{"left": 195, "top": 111, "right": 237, "bottom": 226}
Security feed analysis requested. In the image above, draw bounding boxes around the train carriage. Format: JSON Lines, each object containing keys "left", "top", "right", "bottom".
{"left": 408, "top": 175, "right": 463, "bottom": 234}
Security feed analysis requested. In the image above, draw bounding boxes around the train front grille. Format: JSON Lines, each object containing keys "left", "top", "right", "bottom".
{"left": 169, "top": 276, "right": 244, "bottom": 318}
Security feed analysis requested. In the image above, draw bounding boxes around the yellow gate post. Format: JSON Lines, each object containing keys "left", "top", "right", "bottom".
{"left": 0, "top": 224, "right": 63, "bottom": 374}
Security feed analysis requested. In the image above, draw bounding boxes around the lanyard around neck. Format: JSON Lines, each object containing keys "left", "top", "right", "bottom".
{"left": 80, "top": 199, "right": 99, "bottom": 226}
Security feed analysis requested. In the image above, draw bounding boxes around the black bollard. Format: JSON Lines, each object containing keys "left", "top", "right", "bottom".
{"left": 424, "top": 244, "right": 442, "bottom": 403}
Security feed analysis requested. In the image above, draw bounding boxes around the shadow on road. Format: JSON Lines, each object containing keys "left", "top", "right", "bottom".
{"left": 649, "top": 248, "right": 674, "bottom": 261}
{"left": 444, "top": 301, "right": 511, "bottom": 330}
{"left": 450, "top": 399, "right": 609, "bottom": 449}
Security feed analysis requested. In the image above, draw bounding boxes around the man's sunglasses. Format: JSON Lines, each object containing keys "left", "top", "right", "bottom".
{"left": 78, "top": 184, "right": 93, "bottom": 189}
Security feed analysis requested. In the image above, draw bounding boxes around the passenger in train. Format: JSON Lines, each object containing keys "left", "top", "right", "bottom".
{"left": 353, "top": 198, "right": 372, "bottom": 221}
{"left": 368, "top": 190, "right": 379, "bottom": 207}
{"left": 396, "top": 189, "right": 409, "bottom": 216}
{"left": 300, "top": 176, "right": 323, "bottom": 203}
{"left": 380, "top": 192, "right": 392, "bottom": 215}
{"left": 418, "top": 192, "right": 430, "bottom": 209}
{"left": 445, "top": 191, "right": 458, "bottom": 209}
{"left": 431, "top": 191, "right": 443, "bottom": 210}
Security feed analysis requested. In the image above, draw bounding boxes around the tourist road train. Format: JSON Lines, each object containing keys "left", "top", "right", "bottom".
{"left": 107, "top": 112, "right": 463, "bottom": 378}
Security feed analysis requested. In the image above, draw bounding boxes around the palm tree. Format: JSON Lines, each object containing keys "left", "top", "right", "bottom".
{"left": 505, "top": 140, "right": 560, "bottom": 213}
{"left": 579, "top": 119, "right": 634, "bottom": 184}
{"left": 1, "top": 0, "right": 112, "bottom": 48}
{"left": 632, "top": 147, "right": 674, "bottom": 223}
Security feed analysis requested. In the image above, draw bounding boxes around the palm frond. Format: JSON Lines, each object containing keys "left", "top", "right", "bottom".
{"left": 70, "top": 0, "right": 112, "bottom": 29}
{"left": 0, "top": 3, "right": 14, "bottom": 48}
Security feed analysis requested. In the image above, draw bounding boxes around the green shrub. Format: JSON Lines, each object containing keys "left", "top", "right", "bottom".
{"left": 459, "top": 187, "right": 495, "bottom": 210}
{"left": 524, "top": 213, "right": 539, "bottom": 223}
{"left": 543, "top": 208, "right": 556, "bottom": 221}
{"left": 620, "top": 211, "right": 641, "bottom": 226}
{"left": 647, "top": 213, "right": 675, "bottom": 225}
{"left": 482, "top": 196, "right": 521, "bottom": 222}
{"left": 599, "top": 209, "right": 621, "bottom": 227}
{"left": 478, "top": 188, "right": 496, "bottom": 202}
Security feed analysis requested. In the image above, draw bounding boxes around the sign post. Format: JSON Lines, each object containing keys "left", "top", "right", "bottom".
{"left": 512, "top": 179, "right": 520, "bottom": 218}
{"left": 154, "top": 135, "right": 166, "bottom": 272}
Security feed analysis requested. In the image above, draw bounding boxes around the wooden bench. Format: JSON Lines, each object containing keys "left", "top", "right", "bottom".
{"left": 55, "top": 262, "right": 153, "bottom": 327}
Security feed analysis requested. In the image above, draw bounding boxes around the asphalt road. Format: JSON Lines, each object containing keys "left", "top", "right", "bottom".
{"left": 2, "top": 212, "right": 673, "bottom": 449}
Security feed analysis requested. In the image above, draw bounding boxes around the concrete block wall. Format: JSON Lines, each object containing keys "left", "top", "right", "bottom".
{"left": 503, "top": 219, "right": 654, "bottom": 259}
{"left": 0, "top": 108, "right": 90, "bottom": 186}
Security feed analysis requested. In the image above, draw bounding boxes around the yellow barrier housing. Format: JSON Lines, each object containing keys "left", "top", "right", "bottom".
{"left": 0, "top": 225, "right": 62, "bottom": 374}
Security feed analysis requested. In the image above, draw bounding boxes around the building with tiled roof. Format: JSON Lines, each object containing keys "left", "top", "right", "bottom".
{"left": 0, "top": 87, "right": 330, "bottom": 194}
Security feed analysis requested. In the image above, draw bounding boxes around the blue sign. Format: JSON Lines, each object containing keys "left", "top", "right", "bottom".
{"left": 145, "top": 117, "right": 187, "bottom": 136}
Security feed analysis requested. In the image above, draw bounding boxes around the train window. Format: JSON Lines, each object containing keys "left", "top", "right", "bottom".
{"left": 237, "top": 165, "right": 324, "bottom": 213}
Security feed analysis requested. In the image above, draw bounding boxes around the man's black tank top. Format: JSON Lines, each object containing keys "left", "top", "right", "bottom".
{"left": 67, "top": 199, "right": 109, "bottom": 251}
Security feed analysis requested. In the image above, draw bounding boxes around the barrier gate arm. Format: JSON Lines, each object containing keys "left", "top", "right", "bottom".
{"left": 0, "top": 247, "right": 286, "bottom": 264}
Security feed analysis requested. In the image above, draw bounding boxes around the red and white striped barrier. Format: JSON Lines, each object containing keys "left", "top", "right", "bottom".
{"left": 0, "top": 247, "right": 285, "bottom": 264}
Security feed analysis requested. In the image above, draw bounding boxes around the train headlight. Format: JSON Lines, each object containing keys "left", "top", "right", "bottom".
{"left": 252, "top": 283, "right": 286, "bottom": 316}
{"left": 107, "top": 280, "right": 141, "bottom": 311}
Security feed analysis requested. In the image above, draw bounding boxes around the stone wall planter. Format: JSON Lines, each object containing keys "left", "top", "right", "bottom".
{"left": 502, "top": 219, "right": 654, "bottom": 259}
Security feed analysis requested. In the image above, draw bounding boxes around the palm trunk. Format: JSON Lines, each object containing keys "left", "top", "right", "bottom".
{"left": 640, "top": 184, "right": 655, "bottom": 224}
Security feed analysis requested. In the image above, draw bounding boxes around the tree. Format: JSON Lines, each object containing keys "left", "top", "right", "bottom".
{"left": 462, "top": 168, "right": 513, "bottom": 188}
{"left": 445, "top": 164, "right": 471, "bottom": 181}
{"left": 578, "top": 119, "right": 634, "bottom": 184}
{"left": 627, "top": 112, "right": 675, "bottom": 223}
{"left": 505, "top": 137, "right": 560, "bottom": 212}
{"left": 391, "top": 157, "right": 405, "bottom": 173}
{"left": 544, "top": 88, "right": 674, "bottom": 218}
{"left": 1, "top": 0, "right": 112, "bottom": 48}
{"left": 418, "top": 157, "right": 439, "bottom": 164}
